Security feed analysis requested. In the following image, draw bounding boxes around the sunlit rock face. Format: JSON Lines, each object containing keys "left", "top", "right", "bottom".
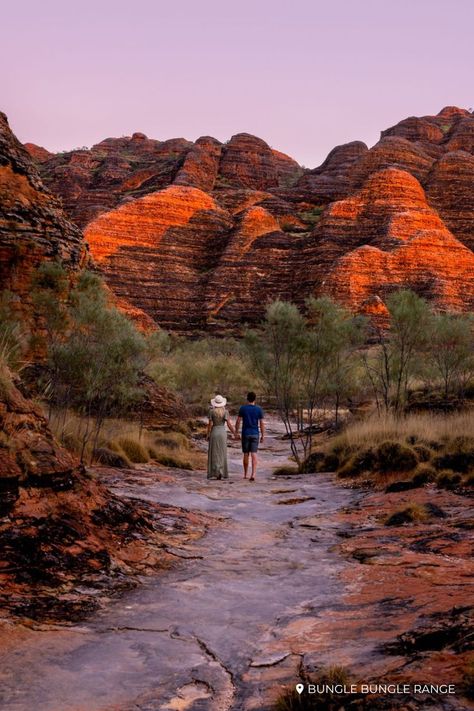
{"left": 27, "top": 133, "right": 194, "bottom": 228}
{"left": 204, "top": 206, "right": 298, "bottom": 330}
{"left": 310, "top": 169, "right": 474, "bottom": 311}
{"left": 24, "top": 106, "right": 474, "bottom": 332}
{"left": 84, "top": 186, "right": 234, "bottom": 331}
{"left": 0, "top": 112, "right": 85, "bottom": 311}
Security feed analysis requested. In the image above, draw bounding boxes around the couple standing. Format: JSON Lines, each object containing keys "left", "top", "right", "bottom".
{"left": 207, "top": 391, "right": 265, "bottom": 481}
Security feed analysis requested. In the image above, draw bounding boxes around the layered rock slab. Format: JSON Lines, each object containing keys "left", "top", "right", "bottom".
{"left": 308, "top": 168, "right": 474, "bottom": 311}
{"left": 84, "top": 185, "right": 233, "bottom": 330}
{"left": 0, "top": 112, "right": 85, "bottom": 307}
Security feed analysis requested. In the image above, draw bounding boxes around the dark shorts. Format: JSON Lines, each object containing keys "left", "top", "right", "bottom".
{"left": 242, "top": 434, "right": 259, "bottom": 454}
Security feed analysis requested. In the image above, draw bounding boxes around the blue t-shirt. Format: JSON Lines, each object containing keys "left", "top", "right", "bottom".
{"left": 239, "top": 404, "right": 264, "bottom": 436}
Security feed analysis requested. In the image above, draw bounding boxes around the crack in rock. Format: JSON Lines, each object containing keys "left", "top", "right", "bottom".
{"left": 169, "top": 628, "right": 236, "bottom": 710}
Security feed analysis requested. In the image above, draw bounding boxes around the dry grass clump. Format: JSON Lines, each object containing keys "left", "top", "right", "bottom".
{"left": 153, "top": 453, "right": 193, "bottom": 470}
{"left": 273, "top": 465, "right": 300, "bottom": 476}
{"left": 411, "top": 463, "right": 437, "bottom": 486}
{"left": 303, "top": 411, "right": 474, "bottom": 488}
{"left": 116, "top": 437, "right": 149, "bottom": 464}
{"left": 436, "top": 470, "right": 462, "bottom": 490}
{"left": 153, "top": 431, "right": 189, "bottom": 451}
{"left": 95, "top": 447, "right": 131, "bottom": 468}
{"left": 327, "top": 411, "right": 474, "bottom": 451}
{"left": 385, "top": 504, "right": 430, "bottom": 526}
{"left": 50, "top": 410, "right": 205, "bottom": 470}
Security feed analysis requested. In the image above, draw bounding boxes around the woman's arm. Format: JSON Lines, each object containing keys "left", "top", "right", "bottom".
{"left": 206, "top": 419, "right": 212, "bottom": 440}
{"left": 227, "top": 416, "right": 236, "bottom": 436}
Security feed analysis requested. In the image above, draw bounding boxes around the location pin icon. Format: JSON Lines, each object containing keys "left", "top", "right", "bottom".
{"left": 296, "top": 683, "right": 304, "bottom": 694}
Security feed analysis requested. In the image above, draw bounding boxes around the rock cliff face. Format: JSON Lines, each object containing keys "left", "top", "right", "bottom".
{"left": 0, "top": 112, "right": 85, "bottom": 311}
{"left": 0, "top": 371, "right": 78, "bottom": 496}
{"left": 311, "top": 169, "right": 474, "bottom": 311}
{"left": 24, "top": 106, "right": 474, "bottom": 332}
{"left": 84, "top": 186, "right": 234, "bottom": 330}
{"left": 1, "top": 115, "right": 204, "bottom": 625}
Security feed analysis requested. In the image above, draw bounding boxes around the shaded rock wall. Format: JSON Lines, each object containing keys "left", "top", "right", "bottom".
{"left": 0, "top": 112, "right": 85, "bottom": 310}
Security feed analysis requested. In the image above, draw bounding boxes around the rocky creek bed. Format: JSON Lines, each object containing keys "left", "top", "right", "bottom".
{"left": 0, "top": 419, "right": 472, "bottom": 710}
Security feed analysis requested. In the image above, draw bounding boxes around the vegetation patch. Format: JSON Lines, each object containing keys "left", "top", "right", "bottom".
{"left": 303, "top": 411, "right": 474, "bottom": 488}
{"left": 385, "top": 502, "right": 445, "bottom": 526}
{"left": 95, "top": 447, "right": 131, "bottom": 468}
{"left": 116, "top": 437, "right": 149, "bottom": 464}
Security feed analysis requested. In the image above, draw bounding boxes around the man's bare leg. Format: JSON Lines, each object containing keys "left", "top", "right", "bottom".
{"left": 249, "top": 452, "right": 258, "bottom": 480}
{"left": 243, "top": 453, "right": 249, "bottom": 478}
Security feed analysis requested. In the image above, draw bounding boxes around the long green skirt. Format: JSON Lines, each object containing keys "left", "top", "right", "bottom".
{"left": 207, "top": 425, "right": 229, "bottom": 479}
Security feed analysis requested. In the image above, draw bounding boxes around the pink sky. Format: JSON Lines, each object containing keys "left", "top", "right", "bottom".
{"left": 2, "top": 0, "right": 472, "bottom": 167}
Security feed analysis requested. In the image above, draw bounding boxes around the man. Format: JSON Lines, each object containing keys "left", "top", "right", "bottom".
{"left": 235, "top": 391, "right": 265, "bottom": 481}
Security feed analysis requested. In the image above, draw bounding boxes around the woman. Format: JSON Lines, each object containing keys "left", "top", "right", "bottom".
{"left": 207, "top": 394, "right": 235, "bottom": 480}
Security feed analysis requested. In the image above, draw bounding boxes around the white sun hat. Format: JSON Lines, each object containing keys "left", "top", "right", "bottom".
{"left": 210, "top": 394, "right": 227, "bottom": 408}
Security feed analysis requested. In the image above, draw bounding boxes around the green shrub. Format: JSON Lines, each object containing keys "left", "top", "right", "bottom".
{"left": 116, "top": 437, "right": 149, "bottom": 464}
{"left": 375, "top": 440, "right": 418, "bottom": 472}
{"left": 149, "top": 336, "right": 253, "bottom": 406}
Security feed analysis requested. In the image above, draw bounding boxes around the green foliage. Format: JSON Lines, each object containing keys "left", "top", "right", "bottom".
{"left": 246, "top": 298, "right": 365, "bottom": 466}
{"left": 432, "top": 436, "right": 474, "bottom": 473}
{"left": 149, "top": 336, "right": 252, "bottom": 409}
{"left": 427, "top": 312, "right": 474, "bottom": 397}
{"left": 32, "top": 267, "right": 147, "bottom": 462}
{"left": 337, "top": 448, "right": 377, "bottom": 478}
{"left": 298, "top": 205, "right": 325, "bottom": 227}
{"left": 362, "top": 289, "right": 432, "bottom": 412}
{"left": 32, "top": 261, "right": 69, "bottom": 293}
{"left": 301, "top": 451, "right": 339, "bottom": 473}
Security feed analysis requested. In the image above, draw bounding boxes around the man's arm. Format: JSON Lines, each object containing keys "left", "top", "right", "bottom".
{"left": 235, "top": 416, "right": 241, "bottom": 439}
{"left": 260, "top": 416, "right": 265, "bottom": 443}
